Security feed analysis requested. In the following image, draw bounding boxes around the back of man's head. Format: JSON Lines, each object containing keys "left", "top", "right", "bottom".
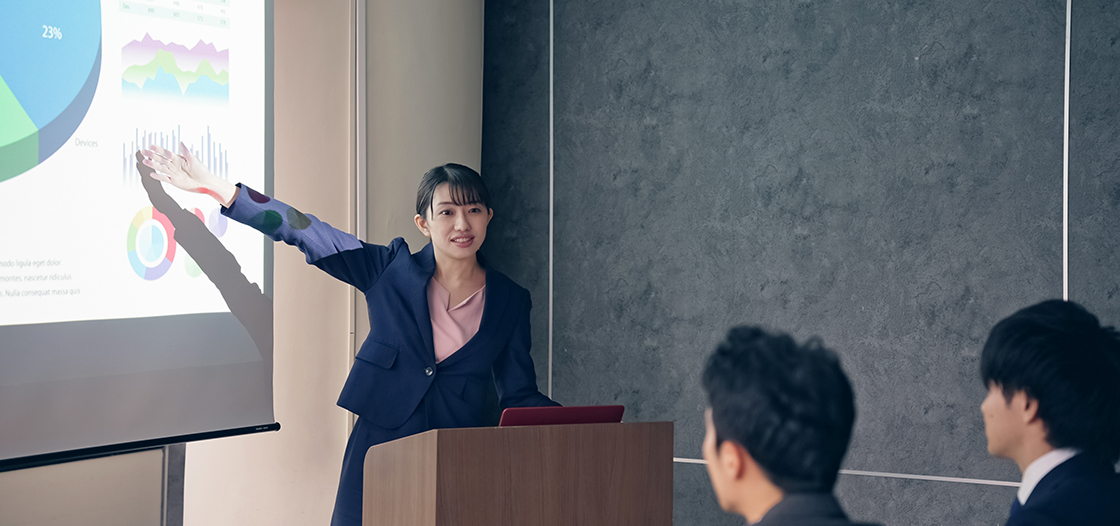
{"left": 980, "top": 299, "right": 1120, "bottom": 463}
{"left": 702, "top": 326, "right": 855, "bottom": 492}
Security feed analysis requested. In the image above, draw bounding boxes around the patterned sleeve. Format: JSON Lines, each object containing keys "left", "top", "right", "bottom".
{"left": 221, "top": 184, "right": 399, "bottom": 292}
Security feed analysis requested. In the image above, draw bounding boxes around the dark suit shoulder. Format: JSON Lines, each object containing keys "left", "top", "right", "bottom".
{"left": 1006, "top": 509, "right": 1062, "bottom": 526}
{"left": 756, "top": 493, "right": 882, "bottom": 526}
{"left": 756, "top": 518, "right": 880, "bottom": 526}
{"left": 1019, "top": 455, "right": 1120, "bottom": 526}
{"left": 377, "top": 237, "right": 412, "bottom": 264}
{"left": 386, "top": 236, "right": 410, "bottom": 252}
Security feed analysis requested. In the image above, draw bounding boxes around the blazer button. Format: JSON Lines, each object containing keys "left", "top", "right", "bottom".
{"left": 424, "top": 367, "right": 434, "bottom": 377}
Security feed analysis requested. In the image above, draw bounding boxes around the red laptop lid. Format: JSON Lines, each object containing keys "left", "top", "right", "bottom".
{"left": 498, "top": 405, "right": 625, "bottom": 427}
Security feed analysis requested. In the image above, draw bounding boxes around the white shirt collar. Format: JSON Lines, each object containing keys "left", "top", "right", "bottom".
{"left": 1017, "top": 448, "right": 1079, "bottom": 504}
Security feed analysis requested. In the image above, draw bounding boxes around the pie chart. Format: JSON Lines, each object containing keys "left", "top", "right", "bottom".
{"left": 0, "top": 0, "right": 102, "bottom": 183}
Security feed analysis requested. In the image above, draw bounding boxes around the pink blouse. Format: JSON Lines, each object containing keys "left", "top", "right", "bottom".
{"left": 427, "top": 278, "right": 486, "bottom": 363}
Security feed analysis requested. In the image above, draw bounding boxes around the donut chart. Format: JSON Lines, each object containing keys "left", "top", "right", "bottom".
{"left": 0, "top": 0, "right": 102, "bottom": 183}
{"left": 127, "top": 206, "right": 177, "bottom": 280}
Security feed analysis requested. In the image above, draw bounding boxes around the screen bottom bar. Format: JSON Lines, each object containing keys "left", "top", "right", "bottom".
{"left": 0, "top": 422, "right": 281, "bottom": 473}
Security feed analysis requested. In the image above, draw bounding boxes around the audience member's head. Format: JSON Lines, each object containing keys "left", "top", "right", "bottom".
{"left": 980, "top": 299, "right": 1120, "bottom": 468}
{"left": 701, "top": 326, "right": 856, "bottom": 522}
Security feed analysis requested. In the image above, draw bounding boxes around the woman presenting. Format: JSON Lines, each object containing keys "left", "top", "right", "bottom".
{"left": 140, "top": 144, "right": 558, "bottom": 526}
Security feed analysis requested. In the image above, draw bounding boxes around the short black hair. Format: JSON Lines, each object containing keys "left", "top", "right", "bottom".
{"left": 702, "top": 326, "right": 856, "bottom": 492}
{"left": 980, "top": 299, "right": 1120, "bottom": 463}
{"left": 415, "top": 163, "right": 491, "bottom": 218}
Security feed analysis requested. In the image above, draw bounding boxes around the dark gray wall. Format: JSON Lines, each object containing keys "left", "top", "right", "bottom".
{"left": 1070, "top": 1, "right": 1120, "bottom": 323}
{"left": 551, "top": 1, "right": 1059, "bottom": 525}
{"left": 482, "top": 0, "right": 552, "bottom": 394}
{"left": 482, "top": 1, "right": 1116, "bottom": 525}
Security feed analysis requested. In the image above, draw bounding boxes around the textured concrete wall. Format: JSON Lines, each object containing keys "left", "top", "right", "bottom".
{"left": 483, "top": 1, "right": 1118, "bottom": 525}
{"left": 482, "top": 0, "right": 553, "bottom": 395}
{"left": 1069, "top": 1, "right": 1120, "bottom": 323}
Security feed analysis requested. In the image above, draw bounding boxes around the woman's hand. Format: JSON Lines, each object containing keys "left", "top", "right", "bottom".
{"left": 140, "top": 142, "right": 239, "bottom": 207}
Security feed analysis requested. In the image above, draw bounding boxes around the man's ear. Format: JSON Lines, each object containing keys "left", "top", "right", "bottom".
{"left": 1020, "top": 392, "right": 1042, "bottom": 425}
{"left": 717, "top": 440, "right": 749, "bottom": 481}
{"left": 414, "top": 214, "right": 430, "bottom": 237}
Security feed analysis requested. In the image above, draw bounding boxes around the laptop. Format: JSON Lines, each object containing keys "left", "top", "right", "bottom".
{"left": 498, "top": 405, "right": 625, "bottom": 427}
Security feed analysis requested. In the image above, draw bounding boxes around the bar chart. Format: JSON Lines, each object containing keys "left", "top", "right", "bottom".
{"left": 122, "top": 125, "right": 229, "bottom": 185}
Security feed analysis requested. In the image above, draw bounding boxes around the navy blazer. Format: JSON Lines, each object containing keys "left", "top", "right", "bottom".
{"left": 223, "top": 185, "right": 556, "bottom": 430}
{"left": 1008, "top": 453, "right": 1120, "bottom": 526}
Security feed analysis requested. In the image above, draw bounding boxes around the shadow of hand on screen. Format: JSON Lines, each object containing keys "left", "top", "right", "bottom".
{"left": 135, "top": 151, "right": 273, "bottom": 365}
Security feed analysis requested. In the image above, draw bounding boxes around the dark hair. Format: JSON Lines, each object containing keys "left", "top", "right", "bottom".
{"left": 980, "top": 300, "right": 1120, "bottom": 463}
{"left": 702, "top": 326, "right": 855, "bottom": 492}
{"left": 415, "top": 163, "right": 491, "bottom": 218}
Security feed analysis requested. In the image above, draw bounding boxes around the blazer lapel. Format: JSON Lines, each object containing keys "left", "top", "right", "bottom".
{"left": 408, "top": 243, "right": 437, "bottom": 363}
{"left": 434, "top": 255, "right": 513, "bottom": 369}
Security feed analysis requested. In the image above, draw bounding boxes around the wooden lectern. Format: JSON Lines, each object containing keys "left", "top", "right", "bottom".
{"left": 363, "top": 422, "right": 673, "bottom": 526}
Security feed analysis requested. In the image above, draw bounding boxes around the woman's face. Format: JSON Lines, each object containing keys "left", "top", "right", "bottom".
{"left": 415, "top": 183, "right": 493, "bottom": 262}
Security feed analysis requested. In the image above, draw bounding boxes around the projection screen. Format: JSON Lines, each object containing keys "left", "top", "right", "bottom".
{"left": 0, "top": 0, "right": 276, "bottom": 468}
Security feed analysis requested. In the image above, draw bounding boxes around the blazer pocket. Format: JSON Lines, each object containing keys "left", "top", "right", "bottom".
{"left": 356, "top": 338, "right": 398, "bottom": 369}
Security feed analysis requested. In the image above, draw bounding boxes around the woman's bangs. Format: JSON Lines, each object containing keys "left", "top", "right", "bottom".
{"left": 447, "top": 178, "right": 484, "bottom": 207}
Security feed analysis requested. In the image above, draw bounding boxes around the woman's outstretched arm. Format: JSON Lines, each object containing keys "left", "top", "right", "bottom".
{"left": 139, "top": 142, "right": 400, "bottom": 292}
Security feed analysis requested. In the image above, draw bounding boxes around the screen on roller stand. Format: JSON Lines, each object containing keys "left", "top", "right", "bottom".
{"left": 0, "top": 0, "right": 277, "bottom": 470}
